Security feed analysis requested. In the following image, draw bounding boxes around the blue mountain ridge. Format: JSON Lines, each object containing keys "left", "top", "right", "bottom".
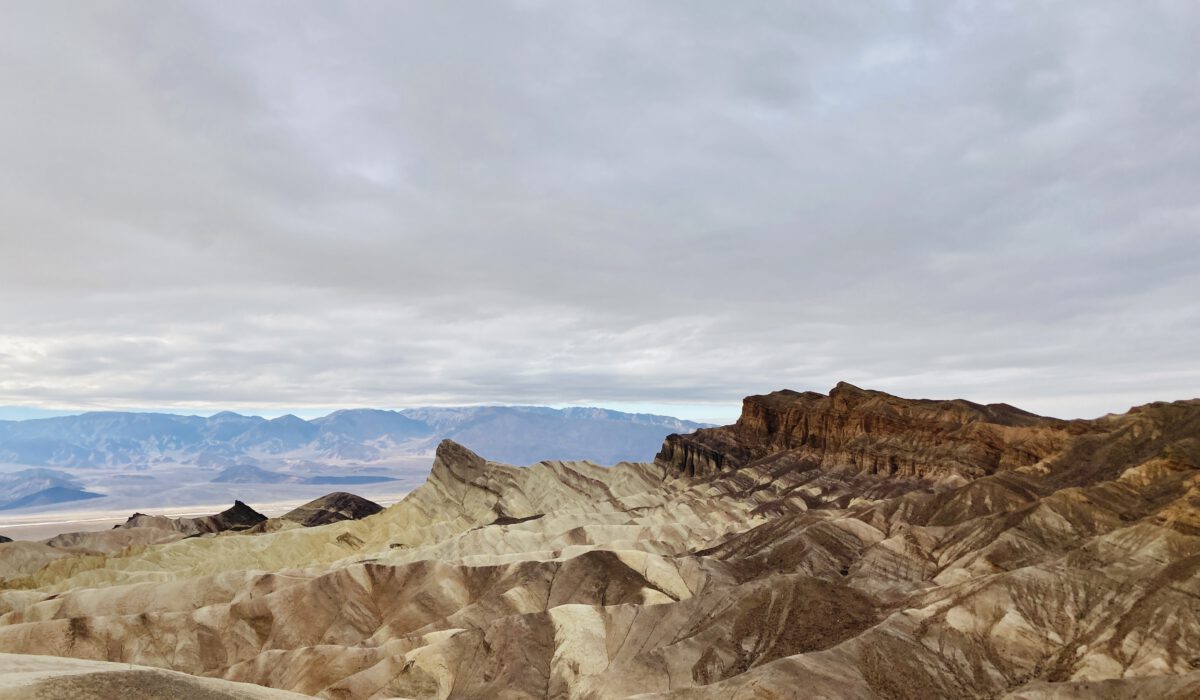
{"left": 0, "top": 406, "right": 708, "bottom": 469}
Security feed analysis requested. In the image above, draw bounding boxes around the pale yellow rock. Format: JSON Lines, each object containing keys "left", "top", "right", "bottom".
{"left": 0, "top": 652, "right": 314, "bottom": 699}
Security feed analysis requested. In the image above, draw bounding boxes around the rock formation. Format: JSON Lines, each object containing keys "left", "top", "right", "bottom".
{"left": 280, "top": 492, "right": 383, "bottom": 527}
{"left": 657, "top": 382, "right": 1078, "bottom": 482}
{"left": 0, "top": 653, "right": 311, "bottom": 699}
{"left": 116, "top": 500, "right": 268, "bottom": 536}
{"left": 0, "top": 384, "right": 1197, "bottom": 699}
{"left": 0, "top": 502, "right": 275, "bottom": 583}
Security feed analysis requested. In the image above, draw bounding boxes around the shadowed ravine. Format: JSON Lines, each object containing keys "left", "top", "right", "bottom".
{"left": 1, "top": 383, "right": 1199, "bottom": 699}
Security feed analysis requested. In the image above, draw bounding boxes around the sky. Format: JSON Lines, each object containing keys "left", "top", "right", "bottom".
{"left": 0, "top": 1, "right": 1197, "bottom": 424}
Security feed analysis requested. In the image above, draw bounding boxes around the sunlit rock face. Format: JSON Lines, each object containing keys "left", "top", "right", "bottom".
{"left": 0, "top": 384, "right": 1198, "bottom": 699}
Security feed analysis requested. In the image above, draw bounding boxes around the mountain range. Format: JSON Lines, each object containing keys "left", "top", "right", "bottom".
{"left": 0, "top": 406, "right": 708, "bottom": 512}
{"left": 0, "top": 405, "right": 707, "bottom": 468}
{"left": 1, "top": 382, "right": 1198, "bottom": 698}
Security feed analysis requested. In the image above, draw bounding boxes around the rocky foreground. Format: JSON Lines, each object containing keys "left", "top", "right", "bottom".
{"left": 0, "top": 383, "right": 1198, "bottom": 699}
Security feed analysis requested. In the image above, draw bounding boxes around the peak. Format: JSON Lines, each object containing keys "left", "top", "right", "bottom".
{"left": 223, "top": 500, "right": 263, "bottom": 517}
{"left": 324, "top": 408, "right": 371, "bottom": 418}
{"left": 829, "top": 381, "right": 874, "bottom": 410}
{"left": 269, "top": 414, "right": 306, "bottom": 424}
{"left": 429, "top": 440, "right": 490, "bottom": 492}
{"left": 299, "top": 491, "right": 379, "bottom": 510}
{"left": 281, "top": 491, "right": 383, "bottom": 527}
{"left": 435, "top": 439, "right": 485, "bottom": 464}
{"left": 216, "top": 501, "right": 268, "bottom": 528}
{"left": 312, "top": 491, "right": 356, "bottom": 501}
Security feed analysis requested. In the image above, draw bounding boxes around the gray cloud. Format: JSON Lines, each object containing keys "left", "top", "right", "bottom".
{"left": 0, "top": 1, "right": 1197, "bottom": 420}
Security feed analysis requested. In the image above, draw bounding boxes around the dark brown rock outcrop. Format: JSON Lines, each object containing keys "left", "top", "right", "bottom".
{"left": 280, "top": 492, "right": 383, "bottom": 527}
{"left": 116, "top": 500, "right": 267, "bottom": 536}
{"left": 658, "top": 382, "right": 1082, "bottom": 482}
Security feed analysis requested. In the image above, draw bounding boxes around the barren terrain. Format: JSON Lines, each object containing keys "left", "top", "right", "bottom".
{"left": 1, "top": 383, "right": 1197, "bottom": 699}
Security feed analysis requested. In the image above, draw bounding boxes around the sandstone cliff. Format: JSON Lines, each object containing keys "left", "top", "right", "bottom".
{"left": 658, "top": 382, "right": 1080, "bottom": 483}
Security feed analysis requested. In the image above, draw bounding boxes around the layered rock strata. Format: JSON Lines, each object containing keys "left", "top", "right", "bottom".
{"left": 657, "top": 382, "right": 1080, "bottom": 483}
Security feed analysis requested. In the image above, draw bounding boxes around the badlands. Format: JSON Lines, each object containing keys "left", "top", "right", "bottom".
{"left": 0, "top": 382, "right": 1198, "bottom": 699}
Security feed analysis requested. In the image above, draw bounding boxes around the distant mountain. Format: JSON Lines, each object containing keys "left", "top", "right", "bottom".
{"left": 0, "top": 486, "right": 104, "bottom": 511}
{"left": 399, "top": 406, "right": 709, "bottom": 464}
{"left": 0, "top": 405, "right": 707, "bottom": 470}
{"left": 0, "top": 469, "right": 106, "bottom": 510}
{"left": 0, "top": 412, "right": 222, "bottom": 467}
{"left": 305, "top": 409, "right": 432, "bottom": 461}
{"left": 312, "top": 409, "right": 431, "bottom": 441}
{"left": 0, "top": 468, "right": 80, "bottom": 498}
{"left": 232, "top": 414, "right": 319, "bottom": 454}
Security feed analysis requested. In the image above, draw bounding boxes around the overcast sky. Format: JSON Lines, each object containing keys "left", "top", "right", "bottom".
{"left": 0, "top": 1, "right": 1197, "bottom": 423}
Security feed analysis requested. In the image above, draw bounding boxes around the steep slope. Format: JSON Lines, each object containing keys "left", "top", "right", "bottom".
{"left": 0, "top": 385, "right": 1195, "bottom": 699}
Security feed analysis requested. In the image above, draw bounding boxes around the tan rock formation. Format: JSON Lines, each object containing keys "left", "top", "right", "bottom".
{"left": 0, "top": 652, "right": 311, "bottom": 699}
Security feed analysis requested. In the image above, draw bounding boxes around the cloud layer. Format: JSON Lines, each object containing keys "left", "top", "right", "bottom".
{"left": 1, "top": 1, "right": 1197, "bottom": 419}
